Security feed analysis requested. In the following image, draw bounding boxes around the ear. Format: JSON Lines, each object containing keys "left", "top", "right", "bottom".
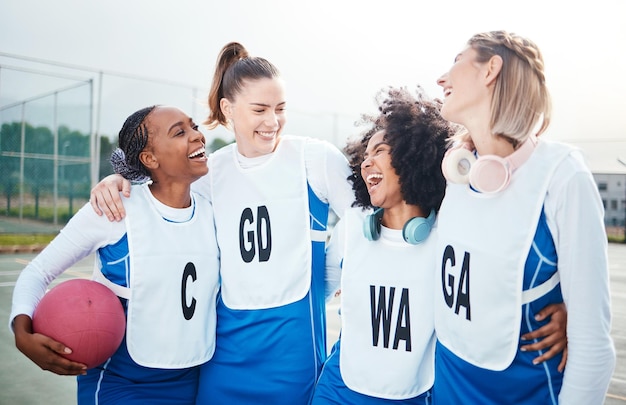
{"left": 220, "top": 98, "right": 232, "bottom": 119}
{"left": 485, "top": 55, "right": 503, "bottom": 86}
{"left": 139, "top": 150, "right": 158, "bottom": 170}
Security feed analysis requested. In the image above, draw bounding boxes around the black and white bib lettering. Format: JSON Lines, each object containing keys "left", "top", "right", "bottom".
{"left": 434, "top": 140, "right": 572, "bottom": 370}
{"left": 209, "top": 136, "right": 311, "bottom": 309}
{"left": 339, "top": 208, "right": 436, "bottom": 399}
{"left": 124, "top": 185, "right": 219, "bottom": 368}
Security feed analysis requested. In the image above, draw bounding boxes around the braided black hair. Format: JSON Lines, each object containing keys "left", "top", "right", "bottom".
{"left": 110, "top": 105, "right": 158, "bottom": 182}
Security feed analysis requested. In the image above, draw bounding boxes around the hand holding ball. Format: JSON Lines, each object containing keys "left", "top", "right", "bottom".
{"left": 32, "top": 279, "right": 126, "bottom": 369}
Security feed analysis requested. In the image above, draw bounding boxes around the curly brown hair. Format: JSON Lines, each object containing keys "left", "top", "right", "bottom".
{"left": 345, "top": 86, "right": 455, "bottom": 212}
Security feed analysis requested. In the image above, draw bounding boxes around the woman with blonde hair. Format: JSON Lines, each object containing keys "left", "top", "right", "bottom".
{"left": 89, "top": 40, "right": 575, "bottom": 405}
{"left": 90, "top": 42, "right": 356, "bottom": 405}
{"left": 434, "top": 30, "right": 615, "bottom": 404}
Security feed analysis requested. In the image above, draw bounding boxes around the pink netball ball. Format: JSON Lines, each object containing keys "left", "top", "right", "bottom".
{"left": 32, "top": 279, "right": 126, "bottom": 369}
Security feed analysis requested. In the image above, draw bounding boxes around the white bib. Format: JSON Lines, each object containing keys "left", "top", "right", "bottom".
{"left": 124, "top": 185, "right": 219, "bottom": 368}
{"left": 209, "top": 136, "right": 311, "bottom": 309}
{"left": 339, "top": 208, "right": 436, "bottom": 399}
{"left": 434, "top": 140, "right": 572, "bottom": 370}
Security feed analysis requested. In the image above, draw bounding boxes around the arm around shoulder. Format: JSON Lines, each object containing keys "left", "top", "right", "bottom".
{"left": 90, "top": 173, "right": 133, "bottom": 221}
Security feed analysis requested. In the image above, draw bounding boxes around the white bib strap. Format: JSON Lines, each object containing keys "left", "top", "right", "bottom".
{"left": 521, "top": 271, "right": 560, "bottom": 304}
{"left": 92, "top": 265, "right": 131, "bottom": 300}
{"left": 310, "top": 229, "right": 327, "bottom": 242}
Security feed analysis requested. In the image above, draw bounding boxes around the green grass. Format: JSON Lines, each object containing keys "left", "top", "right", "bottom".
{"left": 0, "top": 234, "right": 56, "bottom": 246}
{"left": 0, "top": 223, "right": 623, "bottom": 246}
{"left": 6, "top": 206, "right": 76, "bottom": 223}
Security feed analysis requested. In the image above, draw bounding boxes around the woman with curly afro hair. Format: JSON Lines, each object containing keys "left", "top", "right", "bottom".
{"left": 313, "top": 85, "right": 567, "bottom": 404}
{"left": 345, "top": 86, "right": 450, "bottom": 214}
{"left": 312, "top": 86, "right": 451, "bottom": 404}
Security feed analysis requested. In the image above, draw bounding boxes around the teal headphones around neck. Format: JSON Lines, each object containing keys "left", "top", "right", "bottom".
{"left": 363, "top": 207, "right": 435, "bottom": 245}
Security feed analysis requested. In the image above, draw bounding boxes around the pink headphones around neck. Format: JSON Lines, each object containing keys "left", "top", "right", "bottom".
{"left": 441, "top": 134, "right": 537, "bottom": 194}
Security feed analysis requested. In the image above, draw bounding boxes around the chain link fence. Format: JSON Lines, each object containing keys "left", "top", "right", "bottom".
{"left": 0, "top": 53, "right": 358, "bottom": 232}
{"left": 0, "top": 71, "right": 94, "bottom": 225}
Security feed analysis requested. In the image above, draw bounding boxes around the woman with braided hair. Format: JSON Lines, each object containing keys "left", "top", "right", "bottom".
{"left": 89, "top": 41, "right": 571, "bottom": 404}
{"left": 10, "top": 105, "right": 220, "bottom": 404}
{"left": 90, "top": 41, "right": 356, "bottom": 405}
{"left": 433, "top": 30, "right": 615, "bottom": 403}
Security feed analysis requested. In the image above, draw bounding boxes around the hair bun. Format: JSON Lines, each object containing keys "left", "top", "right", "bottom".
{"left": 110, "top": 148, "right": 150, "bottom": 183}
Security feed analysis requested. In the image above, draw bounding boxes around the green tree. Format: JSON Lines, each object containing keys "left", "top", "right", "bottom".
{"left": 0, "top": 121, "right": 104, "bottom": 221}
{"left": 99, "top": 135, "right": 115, "bottom": 178}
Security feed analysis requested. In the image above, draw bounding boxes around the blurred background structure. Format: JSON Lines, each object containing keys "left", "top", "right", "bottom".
{"left": 1, "top": 50, "right": 626, "bottom": 239}
{"left": 1, "top": 0, "right": 625, "bottom": 234}
{"left": 0, "top": 52, "right": 357, "bottom": 228}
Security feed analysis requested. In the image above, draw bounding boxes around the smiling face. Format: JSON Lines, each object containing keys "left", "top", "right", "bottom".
{"left": 437, "top": 45, "right": 492, "bottom": 128}
{"left": 221, "top": 77, "right": 287, "bottom": 158}
{"left": 141, "top": 106, "right": 208, "bottom": 184}
{"left": 360, "top": 130, "right": 403, "bottom": 209}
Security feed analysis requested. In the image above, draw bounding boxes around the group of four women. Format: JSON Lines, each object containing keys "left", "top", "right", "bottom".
{"left": 11, "top": 30, "right": 615, "bottom": 404}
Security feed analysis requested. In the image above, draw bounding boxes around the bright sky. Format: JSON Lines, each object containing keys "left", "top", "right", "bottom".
{"left": 1, "top": 0, "right": 625, "bottom": 169}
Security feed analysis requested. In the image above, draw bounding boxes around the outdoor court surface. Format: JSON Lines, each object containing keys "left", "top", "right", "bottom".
{"left": 0, "top": 245, "right": 624, "bottom": 404}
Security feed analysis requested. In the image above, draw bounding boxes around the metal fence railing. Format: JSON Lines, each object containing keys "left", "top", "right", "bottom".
{"left": 0, "top": 74, "right": 93, "bottom": 225}
{"left": 0, "top": 52, "right": 360, "bottom": 231}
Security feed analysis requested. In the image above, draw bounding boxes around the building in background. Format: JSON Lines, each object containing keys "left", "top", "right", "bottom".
{"left": 581, "top": 142, "right": 626, "bottom": 237}
{"left": 594, "top": 172, "right": 626, "bottom": 228}
{"left": 2, "top": 53, "right": 625, "bottom": 237}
